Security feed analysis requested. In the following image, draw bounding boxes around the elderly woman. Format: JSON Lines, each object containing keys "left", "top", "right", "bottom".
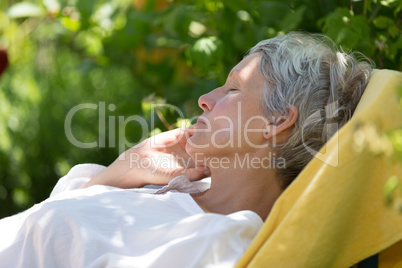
{"left": 0, "top": 32, "right": 372, "bottom": 267}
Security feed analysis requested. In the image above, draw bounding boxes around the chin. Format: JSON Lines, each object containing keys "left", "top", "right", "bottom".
{"left": 185, "top": 139, "right": 211, "bottom": 167}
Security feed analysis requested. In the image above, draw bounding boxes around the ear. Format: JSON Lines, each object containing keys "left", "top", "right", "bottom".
{"left": 263, "top": 105, "right": 298, "bottom": 140}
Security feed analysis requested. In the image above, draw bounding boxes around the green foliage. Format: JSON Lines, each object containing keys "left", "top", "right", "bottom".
{"left": 384, "top": 175, "right": 402, "bottom": 212}
{"left": 186, "top": 36, "right": 224, "bottom": 77}
{"left": 0, "top": 0, "right": 401, "bottom": 218}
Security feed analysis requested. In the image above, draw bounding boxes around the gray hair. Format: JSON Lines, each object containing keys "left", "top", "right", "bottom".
{"left": 249, "top": 32, "right": 373, "bottom": 188}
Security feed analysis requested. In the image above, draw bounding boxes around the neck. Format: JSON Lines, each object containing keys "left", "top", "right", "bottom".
{"left": 191, "top": 153, "right": 283, "bottom": 221}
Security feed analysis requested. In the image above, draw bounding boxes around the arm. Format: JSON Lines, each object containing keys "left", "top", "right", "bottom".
{"left": 82, "top": 128, "right": 210, "bottom": 189}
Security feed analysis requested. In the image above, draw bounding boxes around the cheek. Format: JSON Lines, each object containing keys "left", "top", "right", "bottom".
{"left": 185, "top": 135, "right": 213, "bottom": 166}
{"left": 209, "top": 114, "right": 240, "bottom": 148}
{"left": 239, "top": 110, "right": 268, "bottom": 146}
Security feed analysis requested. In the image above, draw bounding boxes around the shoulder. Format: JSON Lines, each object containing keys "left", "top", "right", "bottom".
{"left": 50, "top": 164, "right": 107, "bottom": 196}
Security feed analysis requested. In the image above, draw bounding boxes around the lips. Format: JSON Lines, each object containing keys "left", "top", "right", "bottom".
{"left": 196, "top": 115, "right": 208, "bottom": 124}
{"left": 186, "top": 116, "right": 207, "bottom": 135}
{"left": 197, "top": 118, "right": 205, "bottom": 124}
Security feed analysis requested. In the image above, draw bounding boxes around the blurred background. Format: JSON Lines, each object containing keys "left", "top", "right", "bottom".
{"left": 0, "top": 0, "right": 401, "bottom": 218}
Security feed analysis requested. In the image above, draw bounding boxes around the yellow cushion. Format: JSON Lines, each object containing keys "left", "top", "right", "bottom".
{"left": 236, "top": 69, "right": 402, "bottom": 268}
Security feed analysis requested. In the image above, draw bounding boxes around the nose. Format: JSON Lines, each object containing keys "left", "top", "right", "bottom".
{"left": 198, "top": 90, "right": 216, "bottom": 111}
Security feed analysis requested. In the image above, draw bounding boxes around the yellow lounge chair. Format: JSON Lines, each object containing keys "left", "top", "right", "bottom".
{"left": 236, "top": 69, "right": 402, "bottom": 268}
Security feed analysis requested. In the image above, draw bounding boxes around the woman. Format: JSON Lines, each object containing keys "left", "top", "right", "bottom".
{"left": 0, "top": 32, "right": 372, "bottom": 267}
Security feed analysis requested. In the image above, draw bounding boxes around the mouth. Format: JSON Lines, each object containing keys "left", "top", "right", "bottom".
{"left": 196, "top": 118, "right": 204, "bottom": 124}
{"left": 186, "top": 116, "right": 206, "bottom": 134}
{"left": 196, "top": 116, "right": 207, "bottom": 124}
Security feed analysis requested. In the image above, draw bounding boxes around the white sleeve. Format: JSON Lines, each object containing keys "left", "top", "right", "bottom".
{"left": 49, "top": 164, "right": 106, "bottom": 197}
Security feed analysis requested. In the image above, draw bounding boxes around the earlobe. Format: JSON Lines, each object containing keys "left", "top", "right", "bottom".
{"left": 263, "top": 127, "right": 272, "bottom": 139}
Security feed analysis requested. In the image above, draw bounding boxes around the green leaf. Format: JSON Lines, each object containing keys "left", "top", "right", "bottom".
{"left": 321, "top": 8, "right": 351, "bottom": 42}
{"left": 257, "top": 1, "right": 291, "bottom": 26}
{"left": 388, "top": 24, "right": 399, "bottom": 38}
{"left": 7, "top": 2, "right": 46, "bottom": 18}
{"left": 389, "top": 128, "right": 402, "bottom": 158}
{"left": 75, "top": 0, "right": 98, "bottom": 30}
{"left": 60, "top": 16, "right": 81, "bottom": 31}
{"left": 141, "top": 94, "right": 167, "bottom": 119}
{"left": 43, "top": 0, "right": 60, "bottom": 14}
{"left": 279, "top": 6, "right": 307, "bottom": 32}
{"left": 176, "top": 118, "right": 191, "bottom": 129}
{"left": 149, "top": 128, "right": 162, "bottom": 137}
{"left": 12, "top": 188, "right": 30, "bottom": 207}
{"left": 74, "top": 31, "right": 103, "bottom": 56}
{"left": 186, "top": 36, "right": 223, "bottom": 75}
{"left": 379, "top": 0, "right": 400, "bottom": 7}
{"left": 365, "top": 0, "right": 373, "bottom": 12}
{"left": 397, "top": 84, "right": 402, "bottom": 99}
{"left": 384, "top": 175, "right": 400, "bottom": 205}
{"left": 373, "top": 16, "right": 393, "bottom": 29}
{"left": 322, "top": 8, "right": 372, "bottom": 50}
{"left": 386, "top": 35, "right": 402, "bottom": 60}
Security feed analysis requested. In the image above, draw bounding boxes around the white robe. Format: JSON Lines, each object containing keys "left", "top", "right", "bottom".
{"left": 0, "top": 164, "right": 263, "bottom": 268}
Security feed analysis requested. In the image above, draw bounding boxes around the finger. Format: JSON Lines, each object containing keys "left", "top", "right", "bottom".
{"left": 159, "top": 128, "right": 188, "bottom": 149}
{"left": 150, "top": 129, "right": 184, "bottom": 149}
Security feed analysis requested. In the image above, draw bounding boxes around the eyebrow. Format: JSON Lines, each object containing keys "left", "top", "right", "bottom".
{"left": 227, "top": 69, "right": 243, "bottom": 87}
{"left": 228, "top": 69, "right": 239, "bottom": 78}
{"left": 229, "top": 79, "right": 241, "bottom": 88}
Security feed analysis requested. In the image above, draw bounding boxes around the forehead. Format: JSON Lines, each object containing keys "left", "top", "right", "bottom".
{"left": 228, "top": 53, "right": 262, "bottom": 82}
